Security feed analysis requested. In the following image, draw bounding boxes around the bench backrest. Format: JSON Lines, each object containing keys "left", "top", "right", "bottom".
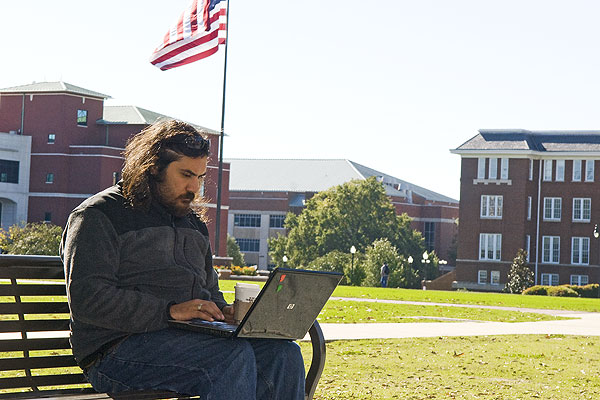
{"left": 0, "top": 254, "right": 94, "bottom": 396}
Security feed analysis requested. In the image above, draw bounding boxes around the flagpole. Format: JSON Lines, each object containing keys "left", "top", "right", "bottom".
{"left": 214, "top": 0, "right": 230, "bottom": 257}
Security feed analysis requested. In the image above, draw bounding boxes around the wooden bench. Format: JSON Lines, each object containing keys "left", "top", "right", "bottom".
{"left": 0, "top": 254, "right": 326, "bottom": 399}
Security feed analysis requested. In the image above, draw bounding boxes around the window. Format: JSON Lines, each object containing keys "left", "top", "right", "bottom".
{"left": 47, "top": 133, "right": 56, "bottom": 144}
{"left": 543, "top": 160, "right": 553, "bottom": 181}
{"left": 477, "top": 158, "right": 485, "bottom": 179}
{"left": 0, "top": 160, "right": 19, "bottom": 183}
{"left": 529, "top": 159, "right": 534, "bottom": 181}
{"left": 525, "top": 235, "right": 531, "bottom": 262}
{"left": 527, "top": 196, "right": 532, "bottom": 220}
{"left": 542, "top": 236, "right": 560, "bottom": 264}
{"left": 586, "top": 160, "right": 595, "bottom": 182}
{"left": 479, "top": 233, "right": 501, "bottom": 261}
{"left": 481, "top": 195, "right": 503, "bottom": 218}
{"left": 491, "top": 271, "right": 500, "bottom": 285}
{"left": 269, "top": 215, "right": 285, "bottom": 228}
{"left": 236, "top": 238, "right": 260, "bottom": 252}
{"left": 570, "top": 275, "right": 589, "bottom": 286}
{"left": 424, "top": 222, "right": 435, "bottom": 251}
{"left": 573, "top": 198, "right": 591, "bottom": 222}
{"left": 556, "top": 160, "right": 565, "bottom": 182}
{"left": 77, "top": 109, "right": 88, "bottom": 126}
{"left": 541, "top": 273, "right": 559, "bottom": 286}
{"left": 478, "top": 270, "right": 487, "bottom": 284}
{"left": 571, "top": 237, "right": 590, "bottom": 265}
{"left": 488, "top": 158, "right": 498, "bottom": 179}
{"left": 573, "top": 160, "right": 582, "bottom": 182}
{"left": 44, "top": 212, "right": 52, "bottom": 223}
{"left": 45, "top": 173, "right": 54, "bottom": 184}
{"left": 543, "top": 197, "right": 561, "bottom": 221}
{"left": 500, "top": 158, "right": 509, "bottom": 179}
{"left": 234, "top": 214, "right": 261, "bottom": 227}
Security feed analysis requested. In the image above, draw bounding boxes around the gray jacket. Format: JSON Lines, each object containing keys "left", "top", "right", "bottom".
{"left": 60, "top": 183, "right": 227, "bottom": 364}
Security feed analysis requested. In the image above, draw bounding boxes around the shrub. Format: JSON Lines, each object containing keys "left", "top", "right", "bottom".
{"left": 231, "top": 266, "right": 257, "bottom": 276}
{"left": 546, "top": 286, "right": 579, "bottom": 297}
{"left": 522, "top": 285, "right": 549, "bottom": 296}
{"left": 578, "top": 283, "right": 600, "bottom": 298}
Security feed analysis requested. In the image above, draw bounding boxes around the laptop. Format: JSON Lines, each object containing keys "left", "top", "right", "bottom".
{"left": 168, "top": 268, "right": 343, "bottom": 339}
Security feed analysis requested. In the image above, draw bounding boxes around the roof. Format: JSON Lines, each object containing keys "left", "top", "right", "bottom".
{"left": 0, "top": 81, "right": 110, "bottom": 99}
{"left": 453, "top": 129, "right": 600, "bottom": 153}
{"left": 98, "top": 105, "right": 220, "bottom": 135}
{"left": 226, "top": 159, "right": 458, "bottom": 204}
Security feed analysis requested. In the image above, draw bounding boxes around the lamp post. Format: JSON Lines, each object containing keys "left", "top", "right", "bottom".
{"left": 350, "top": 246, "right": 356, "bottom": 285}
{"left": 282, "top": 255, "right": 288, "bottom": 269}
{"left": 594, "top": 225, "right": 599, "bottom": 298}
{"left": 406, "top": 255, "right": 414, "bottom": 287}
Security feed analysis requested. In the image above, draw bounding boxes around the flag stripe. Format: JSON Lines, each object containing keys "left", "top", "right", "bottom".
{"left": 150, "top": 0, "right": 226, "bottom": 71}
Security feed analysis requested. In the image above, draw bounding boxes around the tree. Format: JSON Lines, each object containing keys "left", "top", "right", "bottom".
{"left": 504, "top": 249, "right": 534, "bottom": 294}
{"left": 226, "top": 235, "right": 245, "bottom": 266}
{"left": 275, "top": 177, "right": 426, "bottom": 268}
{"left": 308, "top": 250, "right": 365, "bottom": 286}
{"left": 0, "top": 223, "right": 62, "bottom": 255}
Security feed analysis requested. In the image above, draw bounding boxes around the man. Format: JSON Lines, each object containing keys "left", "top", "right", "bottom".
{"left": 380, "top": 263, "right": 390, "bottom": 288}
{"left": 61, "top": 120, "right": 305, "bottom": 399}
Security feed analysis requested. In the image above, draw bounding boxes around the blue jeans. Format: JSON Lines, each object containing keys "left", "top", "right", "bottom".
{"left": 381, "top": 275, "right": 388, "bottom": 288}
{"left": 85, "top": 329, "right": 305, "bottom": 400}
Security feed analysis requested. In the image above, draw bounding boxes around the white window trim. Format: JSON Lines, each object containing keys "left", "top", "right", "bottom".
{"left": 480, "top": 195, "right": 503, "bottom": 219}
{"left": 573, "top": 160, "right": 582, "bottom": 182}
{"left": 527, "top": 197, "right": 532, "bottom": 220}
{"left": 489, "top": 158, "right": 498, "bottom": 180}
{"left": 526, "top": 235, "right": 531, "bottom": 262}
{"left": 478, "top": 270, "right": 488, "bottom": 284}
{"left": 572, "top": 198, "right": 591, "bottom": 222}
{"left": 479, "top": 233, "right": 502, "bottom": 261}
{"left": 585, "top": 159, "right": 595, "bottom": 182}
{"left": 542, "top": 236, "right": 560, "bottom": 264}
{"left": 543, "top": 160, "right": 553, "bottom": 181}
{"left": 528, "top": 159, "right": 534, "bottom": 181}
{"left": 541, "top": 273, "right": 559, "bottom": 286}
{"left": 490, "top": 270, "right": 500, "bottom": 286}
{"left": 571, "top": 237, "right": 590, "bottom": 265}
{"left": 543, "top": 197, "right": 561, "bottom": 221}
{"left": 477, "top": 158, "right": 486, "bottom": 179}
{"left": 570, "top": 275, "right": 589, "bottom": 286}
{"left": 500, "top": 158, "right": 509, "bottom": 180}
{"left": 556, "top": 160, "right": 565, "bottom": 182}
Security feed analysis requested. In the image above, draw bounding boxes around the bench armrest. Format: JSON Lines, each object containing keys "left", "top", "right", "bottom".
{"left": 305, "top": 320, "right": 325, "bottom": 400}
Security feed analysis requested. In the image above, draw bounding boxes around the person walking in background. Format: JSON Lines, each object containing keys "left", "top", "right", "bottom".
{"left": 380, "top": 263, "right": 390, "bottom": 288}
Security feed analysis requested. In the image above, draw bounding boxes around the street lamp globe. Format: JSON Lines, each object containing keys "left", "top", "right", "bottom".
{"left": 350, "top": 245, "right": 356, "bottom": 254}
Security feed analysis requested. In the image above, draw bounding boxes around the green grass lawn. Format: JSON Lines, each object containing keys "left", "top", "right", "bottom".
{"left": 299, "top": 335, "right": 600, "bottom": 399}
{"left": 331, "top": 285, "right": 600, "bottom": 312}
{"left": 318, "top": 300, "right": 568, "bottom": 323}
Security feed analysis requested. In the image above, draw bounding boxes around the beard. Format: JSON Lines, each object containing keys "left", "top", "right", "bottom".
{"left": 152, "top": 182, "right": 197, "bottom": 218}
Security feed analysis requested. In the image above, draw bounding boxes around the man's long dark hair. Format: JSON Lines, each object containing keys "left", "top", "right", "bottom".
{"left": 121, "top": 119, "right": 210, "bottom": 214}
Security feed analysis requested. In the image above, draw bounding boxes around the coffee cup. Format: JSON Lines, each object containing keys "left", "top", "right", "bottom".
{"left": 234, "top": 282, "right": 261, "bottom": 323}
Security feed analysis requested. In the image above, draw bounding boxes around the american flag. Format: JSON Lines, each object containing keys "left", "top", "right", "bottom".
{"left": 150, "top": 0, "right": 227, "bottom": 71}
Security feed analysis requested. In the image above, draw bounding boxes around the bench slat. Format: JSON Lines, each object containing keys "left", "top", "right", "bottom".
{"left": 0, "top": 302, "right": 70, "bottom": 314}
{"left": 0, "top": 354, "right": 78, "bottom": 371}
{"left": 0, "top": 338, "right": 71, "bottom": 352}
{"left": 0, "top": 284, "right": 68, "bottom": 297}
{"left": 0, "top": 319, "right": 70, "bottom": 332}
{"left": 0, "top": 373, "right": 89, "bottom": 389}
{"left": 0, "top": 266, "right": 64, "bottom": 280}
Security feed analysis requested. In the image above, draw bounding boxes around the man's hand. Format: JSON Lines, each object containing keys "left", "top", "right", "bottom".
{"left": 169, "top": 299, "right": 225, "bottom": 322}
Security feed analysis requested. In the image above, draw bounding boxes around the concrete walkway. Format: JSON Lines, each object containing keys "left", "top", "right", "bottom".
{"left": 308, "top": 297, "right": 600, "bottom": 341}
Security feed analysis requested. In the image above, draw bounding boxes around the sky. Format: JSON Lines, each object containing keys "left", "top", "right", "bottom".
{"left": 4, "top": 0, "right": 600, "bottom": 200}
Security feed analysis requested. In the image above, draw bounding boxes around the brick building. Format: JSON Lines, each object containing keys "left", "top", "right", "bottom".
{"left": 0, "top": 81, "right": 229, "bottom": 256}
{"left": 451, "top": 129, "right": 600, "bottom": 291}
{"left": 227, "top": 159, "right": 459, "bottom": 270}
